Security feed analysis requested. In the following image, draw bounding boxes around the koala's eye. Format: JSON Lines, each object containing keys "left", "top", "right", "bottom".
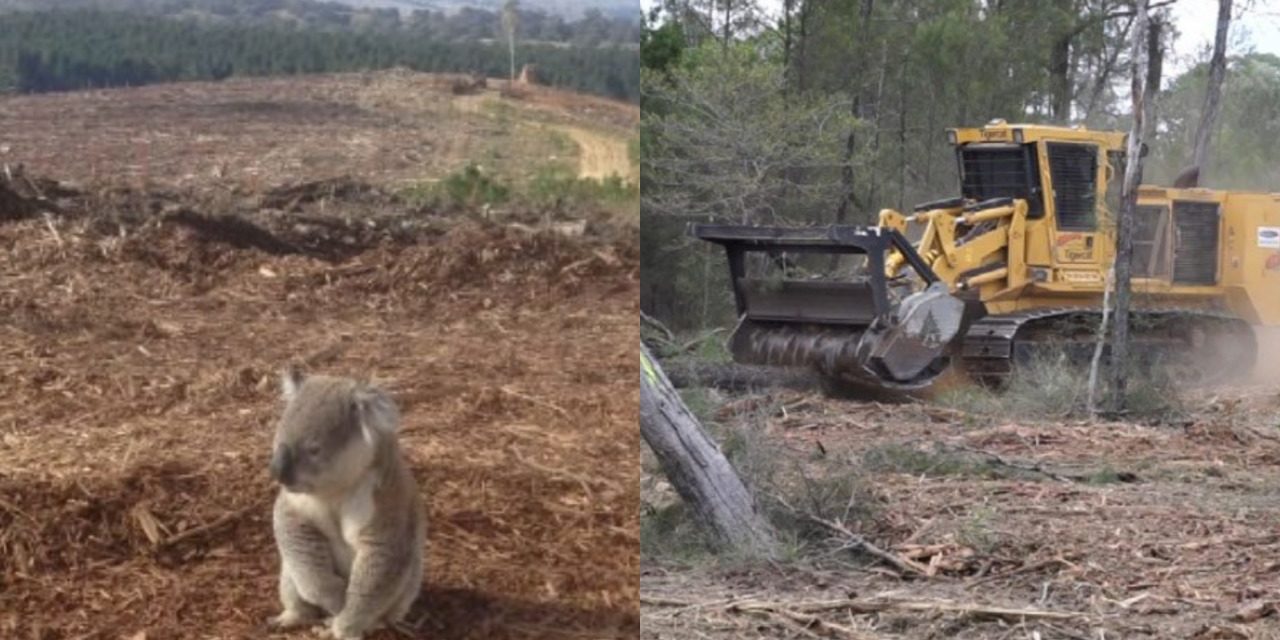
{"left": 303, "top": 442, "right": 323, "bottom": 458}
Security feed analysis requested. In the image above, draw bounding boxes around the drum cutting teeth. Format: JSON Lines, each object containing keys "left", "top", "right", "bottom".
{"left": 732, "top": 322, "right": 865, "bottom": 377}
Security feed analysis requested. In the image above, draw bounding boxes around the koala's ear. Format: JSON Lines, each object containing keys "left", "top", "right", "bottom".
{"left": 354, "top": 385, "right": 399, "bottom": 443}
{"left": 281, "top": 365, "right": 306, "bottom": 400}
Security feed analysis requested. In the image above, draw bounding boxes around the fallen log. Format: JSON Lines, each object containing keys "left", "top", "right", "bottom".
{"left": 643, "top": 594, "right": 1085, "bottom": 623}
{"left": 663, "top": 360, "right": 821, "bottom": 391}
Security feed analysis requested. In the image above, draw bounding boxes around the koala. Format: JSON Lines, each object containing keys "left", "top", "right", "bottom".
{"left": 266, "top": 367, "right": 425, "bottom": 640}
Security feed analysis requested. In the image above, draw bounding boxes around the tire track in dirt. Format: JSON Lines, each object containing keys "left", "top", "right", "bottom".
{"left": 557, "top": 125, "right": 634, "bottom": 182}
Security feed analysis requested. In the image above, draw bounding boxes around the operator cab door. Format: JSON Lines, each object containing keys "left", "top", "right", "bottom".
{"left": 1045, "top": 141, "right": 1102, "bottom": 265}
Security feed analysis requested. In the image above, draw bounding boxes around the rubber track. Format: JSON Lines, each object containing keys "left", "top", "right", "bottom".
{"left": 959, "top": 306, "right": 1255, "bottom": 385}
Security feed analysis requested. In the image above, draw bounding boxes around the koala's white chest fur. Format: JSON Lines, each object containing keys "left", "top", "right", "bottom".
{"left": 283, "top": 479, "right": 376, "bottom": 576}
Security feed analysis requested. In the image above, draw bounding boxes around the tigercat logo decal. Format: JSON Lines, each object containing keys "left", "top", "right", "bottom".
{"left": 1056, "top": 233, "right": 1083, "bottom": 246}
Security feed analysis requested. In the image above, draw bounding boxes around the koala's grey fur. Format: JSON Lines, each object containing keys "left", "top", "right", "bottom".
{"left": 267, "top": 367, "right": 424, "bottom": 640}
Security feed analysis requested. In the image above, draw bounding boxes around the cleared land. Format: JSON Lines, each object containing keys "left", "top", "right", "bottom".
{"left": 642, "top": 368, "right": 1280, "bottom": 639}
{"left": 0, "top": 71, "right": 638, "bottom": 639}
{"left": 0, "top": 69, "right": 638, "bottom": 193}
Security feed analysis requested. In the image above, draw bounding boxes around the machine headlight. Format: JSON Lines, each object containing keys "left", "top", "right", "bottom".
{"left": 946, "top": 130, "right": 958, "bottom": 145}
{"left": 1012, "top": 128, "right": 1024, "bottom": 143}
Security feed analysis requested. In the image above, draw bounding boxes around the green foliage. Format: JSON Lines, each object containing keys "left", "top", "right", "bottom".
{"left": 639, "top": 0, "right": 1166, "bottom": 330}
{"left": 401, "top": 158, "right": 636, "bottom": 213}
{"left": 0, "top": 9, "right": 639, "bottom": 101}
{"left": 0, "top": 0, "right": 642, "bottom": 44}
{"left": 862, "top": 443, "right": 1004, "bottom": 479}
{"left": 676, "top": 387, "right": 718, "bottom": 426}
{"left": 1084, "top": 465, "right": 1129, "bottom": 485}
{"left": 442, "top": 164, "right": 510, "bottom": 207}
{"left": 642, "top": 40, "right": 856, "bottom": 223}
{"left": 641, "top": 11, "right": 683, "bottom": 73}
{"left": 639, "top": 501, "right": 710, "bottom": 561}
{"left": 934, "top": 349, "right": 1186, "bottom": 422}
{"left": 956, "top": 505, "right": 1003, "bottom": 554}
{"left": 400, "top": 164, "right": 511, "bottom": 209}
{"left": 641, "top": 40, "right": 855, "bottom": 329}
{"left": 1148, "top": 53, "right": 1280, "bottom": 189}
{"left": 640, "top": 385, "right": 880, "bottom": 562}
{"left": 639, "top": 215, "right": 736, "bottom": 329}
{"left": 527, "top": 164, "right": 638, "bottom": 208}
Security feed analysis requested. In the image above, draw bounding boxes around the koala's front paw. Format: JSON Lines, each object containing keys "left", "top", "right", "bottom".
{"left": 267, "top": 609, "right": 320, "bottom": 629}
{"left": 324, "top": 616, "right": 364, "bottom": 640}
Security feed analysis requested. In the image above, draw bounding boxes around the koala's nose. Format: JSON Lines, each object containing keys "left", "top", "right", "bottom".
{"left": 269, "top": 446, "right": 294, "bottom": 484}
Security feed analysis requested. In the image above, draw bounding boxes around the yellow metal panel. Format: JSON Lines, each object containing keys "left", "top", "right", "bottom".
{"left": 917, "top": 123, "right": 1280, "bottom": 328}
{"left": 951, "top": 122, "right": 1125, "bottom": 150}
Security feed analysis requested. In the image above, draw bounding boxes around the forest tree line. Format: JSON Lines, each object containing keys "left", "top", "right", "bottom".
{"left": 641, "top": 0, "right": 1280, "bottom": 328}
{"left": 0, "top": 0, "right": 640, "bottom": 44}
{"left": 0, "top": 9, "right": 638, "bottom": 100}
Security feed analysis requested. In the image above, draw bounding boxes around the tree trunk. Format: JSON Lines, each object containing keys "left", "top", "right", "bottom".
{"left": 1191, "top": 0, "right": 1232, "bottom": 180}
{"left": 640, "top": 343, "right": 779, "bottom": 556}
{"left": 783, "top": 0, "right": 793, "bottom": 73}
{"left": 1109, "top": 0, "right": 1150, "bottom": 413}
{"left": 1143, "top": 17, "right": 1164, "bottom": 143}
{"left": 834, "top": 0, "right": 874, "bottom": 225}
{"left": 1049, "top": 34, "right": 1072, "bottom": 122}
{"left": 508, "top": 35, "right": 516, "bottom": 84}
{"left": 722, "top": 0, "right": 731, "bottom": 47}
{"left": 795, "top": 0, "right": 810, "bottom": 91}
{"left": 897, "top": 55, "right": 908, "bottom": 212}
{"left": 1084, "top": 16, "right": 1134, "bottom": 121}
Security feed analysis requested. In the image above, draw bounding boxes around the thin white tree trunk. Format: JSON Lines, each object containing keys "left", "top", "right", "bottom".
{"left": 1110, "top": 0, "right": 1152, "bottom": 412}
{"left": 1087, "top": 265, "right": 1114, "bottom": 415}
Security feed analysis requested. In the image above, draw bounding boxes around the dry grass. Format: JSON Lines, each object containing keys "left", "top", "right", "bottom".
{"left": 642, "top": 385, "right": 1280, "bottom": 639}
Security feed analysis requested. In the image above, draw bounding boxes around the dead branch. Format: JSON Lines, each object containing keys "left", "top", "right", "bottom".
{"left": 744, "top": 597, "right": 1085, "bottom": 621}
{"left": 965, "top": 557, "right": 1073, "bottom": 589}
{"left": 640, "top": 311, "right": 675, "bottom": 343}
{"left": 156, "top": 502, "right": 261, "bottom": 550}
{"left": 770, "top": 491, "right": 929, "bottom": 577}
{"left": 948, "top": 445, "right": 1086, "bottom": 483}
{"left": 649, "top": 593, "right": 1085, "bottom": 623}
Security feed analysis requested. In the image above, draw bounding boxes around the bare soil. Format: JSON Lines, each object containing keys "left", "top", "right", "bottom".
{"left": 641, "top": 381, "right": 1280, "bottom": 639}
{"left": 0, "top": 73, "right": 639, "bottom": 640}
{"left": 0, "top": 69, "right": 638, "bottom": 193}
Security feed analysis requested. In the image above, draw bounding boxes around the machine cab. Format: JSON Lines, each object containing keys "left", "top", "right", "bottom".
{"left": 948, "top": 120, "right": 1127, "bottom": 277}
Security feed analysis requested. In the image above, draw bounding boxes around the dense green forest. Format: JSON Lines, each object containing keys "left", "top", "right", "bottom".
{"left": 640, "top": 0, "right": 1279, "bottom": 328}
{"left": 0, "top": 0, "right": 640, "bottom": 42}
{"left": 0, "top": 9, "right": 638, "bottom": 100}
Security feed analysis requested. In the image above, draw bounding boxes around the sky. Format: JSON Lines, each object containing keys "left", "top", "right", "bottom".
{"left": 1169, "top": 0, "right": 1280, "bottom": 75}
{"left": 641, "top": 0, "right": 1280, "bottom": 82}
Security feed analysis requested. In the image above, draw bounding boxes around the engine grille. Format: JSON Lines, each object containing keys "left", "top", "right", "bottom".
{"left": 1047, "top": 143, "right": 1098, "bottom": 230}
{"left": 1172, "top": 201, "right": 1220, "bottom": 285}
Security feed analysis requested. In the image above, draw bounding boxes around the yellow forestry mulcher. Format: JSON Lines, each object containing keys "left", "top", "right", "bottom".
{"left": 694, "top": 120, "right": 1280, "bottom": 391}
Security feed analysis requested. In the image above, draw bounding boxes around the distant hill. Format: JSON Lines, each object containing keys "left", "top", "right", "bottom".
{"left": 0, "top": 9, "right": 638, "bottom": 101}
{"left": 0, "top": 0, "right": 640, "bottom": 40}
{"left": 336, "top": 0, "right": 637, "bottom": 21}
